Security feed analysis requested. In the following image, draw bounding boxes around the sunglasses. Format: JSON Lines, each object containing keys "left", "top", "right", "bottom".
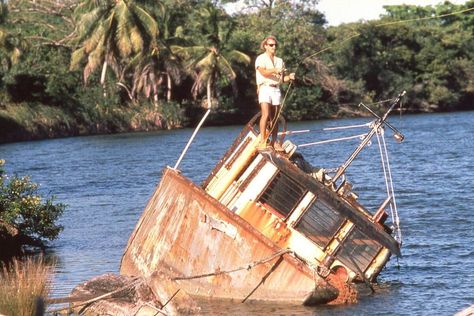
{"left": 267, "top": 43, "right": 277, "bottom": 47}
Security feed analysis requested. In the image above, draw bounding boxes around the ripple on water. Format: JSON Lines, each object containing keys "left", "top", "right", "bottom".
{"left": 1, "top": 112, "right": 474, "bottom": 315}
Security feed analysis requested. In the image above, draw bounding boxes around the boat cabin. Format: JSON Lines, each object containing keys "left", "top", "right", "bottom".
{"left": 202, "top": 118, "right": 400, "bottom": 283}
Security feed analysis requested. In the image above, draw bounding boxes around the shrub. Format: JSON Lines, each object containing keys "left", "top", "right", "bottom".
{"left": 0, "top": 159, "right": 65, "bottom": 253}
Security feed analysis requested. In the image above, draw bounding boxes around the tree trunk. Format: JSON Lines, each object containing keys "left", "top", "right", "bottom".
{"left": 166, "top": 73, "right": 172, "bottom": 102}
{"left": 101, "top": 60, "right": 108, "bottom": 97}
{"left": 206, "top": 78, "right": 212, "bottom": 109}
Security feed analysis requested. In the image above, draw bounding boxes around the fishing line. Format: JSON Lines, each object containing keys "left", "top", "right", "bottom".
{"left": 267, "top": 5, "right": 474, "bottom": 138}
{"left": 297, "top": 5, "right": 474, "bottom": 70}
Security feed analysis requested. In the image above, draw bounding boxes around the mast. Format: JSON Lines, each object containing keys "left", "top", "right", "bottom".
{"left": 330, "top": 91, "right": 405, "bottom": 184}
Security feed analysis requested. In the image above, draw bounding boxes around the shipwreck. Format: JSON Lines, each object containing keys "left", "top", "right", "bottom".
{"left": 120, "top": 92, "right": 405, "bottom": 307}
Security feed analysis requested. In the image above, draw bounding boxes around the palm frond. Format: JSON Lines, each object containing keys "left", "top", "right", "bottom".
{"left": 217, "top": 56, "right": 236, "bottom": 80}
{"left": 70, "top": 47, "right": 86, "bottom": 70}
{"left": 102, "top": 9, "right": 116, "bottom": 46}
{"left": 83, "top": 41, "right": 106, "bottom": 82}
{"left": 131, "top": 2, "right": 159, "bottom": 39}
{"left": 74, "top": 7, "right": 104, "bottom": 44}
{"left": 171, "top": 45, "right": 207, "bottom": 60}
{"left": 224, "top": 50, "right": 251, "bottom": 65}
{"left": 195, "top": 51, "right": 216, "bottom": 71}
{"left": 83, "top": 24, "right": 104, "bottom": 53}
{"left": 129, "top": 26, "right": 144, "bottom": 54}
{"left": 116, "top": 1, "right": 133, "bottom": 57}
{"left": 74, "top": 0, "right": 107, "bottom": 17}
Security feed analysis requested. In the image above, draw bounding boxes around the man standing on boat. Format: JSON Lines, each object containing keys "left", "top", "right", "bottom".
{"left": 255, "top": 35, "right": 295, "bottom": 151}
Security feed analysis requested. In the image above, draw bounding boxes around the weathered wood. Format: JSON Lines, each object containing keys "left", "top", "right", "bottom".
{"left": 121, "top": 168, "right": 337, "bottom": 305}
{"left": 263, "top": 152, "right": 401, "bottom": 257}
{"left": 58, "top": 274, "right": 163, "bottom": 316}
{"left": 147, "top": 270, "right": 200, "bottom": 315}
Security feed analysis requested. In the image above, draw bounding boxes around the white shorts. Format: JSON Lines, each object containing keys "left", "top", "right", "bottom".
{"left": 258, "top": 85, "right": 281, "bottom": 106}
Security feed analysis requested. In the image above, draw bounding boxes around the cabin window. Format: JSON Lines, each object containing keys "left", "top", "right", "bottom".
{"left": 258, "top": 172, "right": 306, "bottom": 218}
{"left": 336, "top": 228, "right": 382, "bottom": 273}
{"left": 294, "top": 199, "right": 344, "bottom": 248}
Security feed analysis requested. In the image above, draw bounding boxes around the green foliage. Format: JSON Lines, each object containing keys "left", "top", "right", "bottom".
{"left": 0, "top": 160, "right": 65, "bottom": 244}
{"left": 70, "top": 0, "right": 160, "bottom": 83}
{"left": 159, "top": 100, "right": 186, "bottom": 128}
{"left": 0, "top": 0, "right": 473, "bottom": 143}
{"left": 171, "top": 1, "right": 250, "bottom": 108}
{"left": 324, "top": 1, "right": 474, "bottom": 112}
{"left": 0, "top": 0, "right": 23, "bottom": 73}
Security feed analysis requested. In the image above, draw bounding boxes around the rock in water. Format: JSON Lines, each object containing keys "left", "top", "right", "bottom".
{"left": 69, "top": 273, "right": 162, "bottom": 316}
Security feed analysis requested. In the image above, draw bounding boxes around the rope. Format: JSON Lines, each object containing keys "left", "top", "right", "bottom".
{"left": 375, "top": 7, "right": 474, "bottom": 28}
{"left": 375, "top": 128, "right": 402, "bottom": 243}
{"left": 380, "top": 130, "right": 402, "bottom": 243}
{"left": 241, "top": 255, "right": 284, "bottom": 303}
{"left": 323, "top": 122, "right": 371, "bottom": 131}
{"left": 298, "top": 133, "right": 367, "bottom": 148}
{"left": 172, "top": 248, "right": 293, "bottom": 281}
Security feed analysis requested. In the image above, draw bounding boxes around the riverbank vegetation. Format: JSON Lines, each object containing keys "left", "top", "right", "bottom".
{"left": 0, "top": 160, "right": 65, "bottom": 260}
{"left": 0, "top": 256, "right": 52, "bottom": 316}
{"left": 0, "top": 0, "right": 473, "bottom": 142}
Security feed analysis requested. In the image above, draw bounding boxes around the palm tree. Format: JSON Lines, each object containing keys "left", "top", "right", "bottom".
{"left": 172, "top": 2, "right": 250, "bottom": 109}
{"left": 130, "top": 5, "right": 183, "bottom": 103}
{"left": 131, "top": 47, "right": 183, "bottom": 103}
{"left": 70, "top": 0, "right": 159, "bottom": 90}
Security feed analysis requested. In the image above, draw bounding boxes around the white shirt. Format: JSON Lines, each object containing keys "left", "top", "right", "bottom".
{"left": 255, "top": 53, "right": 284, "bottom": 86}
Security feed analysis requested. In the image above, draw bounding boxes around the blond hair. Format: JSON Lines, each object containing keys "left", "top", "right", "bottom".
{"left": 260, "top": 35, "right": 278, "bottom": 51}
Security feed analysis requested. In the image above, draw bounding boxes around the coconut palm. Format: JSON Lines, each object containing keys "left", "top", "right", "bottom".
{"left": 70, "top": 0, "right": 159, "bottom": 88}
{"left": 130, "top": 5, "right": 183, "bottom": 103}
{"left": 172, "top": 2, "right": 250, "bottom": 108}
{"left": 131, "top": 47, "right": 183, "bottom": 102}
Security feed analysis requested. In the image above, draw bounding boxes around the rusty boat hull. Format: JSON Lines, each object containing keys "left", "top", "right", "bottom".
{"left": 120, "top": 167, "right": 349, "bottom": 305}
{"left": 120, "top": 97, "right": 406, "bottom": 307}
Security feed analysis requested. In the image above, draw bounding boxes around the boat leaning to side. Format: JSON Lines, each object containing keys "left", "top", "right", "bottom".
{"left": 120, "top": 92, "right": 406, "bottom": 307}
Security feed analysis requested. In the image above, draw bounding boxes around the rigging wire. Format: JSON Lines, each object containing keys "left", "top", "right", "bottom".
{"left": 298, "top": 133, "right": 367, "bottom": 148}
{"left": 278, "top": 122, "right": 370, "bottom": 136}
{"left": 376, "top": 127, "right": 402, "bottom": 243}
{"left": 262, "top": 7, "right": 471, "bottom": 246}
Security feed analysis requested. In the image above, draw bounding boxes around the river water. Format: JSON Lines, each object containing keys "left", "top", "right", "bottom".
{"left": 1, "top": 111, "right": 473, "bottom": 315}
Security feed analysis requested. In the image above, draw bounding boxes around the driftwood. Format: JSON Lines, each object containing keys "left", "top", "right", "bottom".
{"left": 48, "top": 274, "right": 159, "bottom": 315}
{"left": 48, "top": 272, "right": 200, "bottom": 316}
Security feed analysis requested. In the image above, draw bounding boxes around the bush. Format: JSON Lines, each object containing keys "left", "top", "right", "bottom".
{"left": 0, "top": 159, "right": 65, "bottom": 256}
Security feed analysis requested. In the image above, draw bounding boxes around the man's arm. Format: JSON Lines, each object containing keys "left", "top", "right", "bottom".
{"left": 257, "top": 66, "right": 283, "bottom": 78}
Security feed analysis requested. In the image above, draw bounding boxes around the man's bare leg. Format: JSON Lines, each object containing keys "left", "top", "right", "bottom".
{"left": 270, "top": 105, "right": 284, "bottom": 151}
{"left": 259, "top": 102, "right": 271, "bottom": 145}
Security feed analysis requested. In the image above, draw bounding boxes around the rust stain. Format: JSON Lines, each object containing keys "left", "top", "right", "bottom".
{"left": 121, "top": 168, "right": 335, "bottom": 304}
{"left": 238, "top": 201, "right": 292, "bottom": 248}
{"left": 326, "top": 266, "right": 358, "bottom": 304}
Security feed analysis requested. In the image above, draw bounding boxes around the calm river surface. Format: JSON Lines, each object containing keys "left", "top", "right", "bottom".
{"left": 1, "top": 111, "right": 473, "bottom": 315}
